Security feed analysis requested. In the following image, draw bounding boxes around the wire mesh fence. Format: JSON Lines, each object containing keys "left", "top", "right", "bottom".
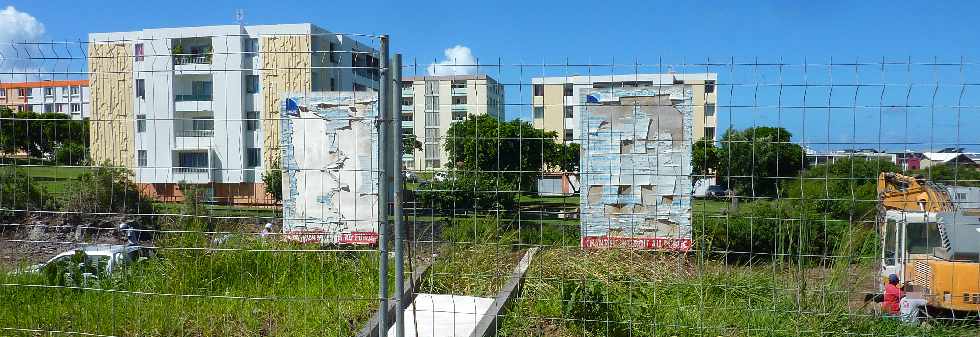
{"left": 1, "top": 28, "right": 980, "bottom": 337}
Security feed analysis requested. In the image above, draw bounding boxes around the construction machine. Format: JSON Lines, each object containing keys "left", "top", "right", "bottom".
{"left": 876, "top": 172, "right": 980, "bottom": 315}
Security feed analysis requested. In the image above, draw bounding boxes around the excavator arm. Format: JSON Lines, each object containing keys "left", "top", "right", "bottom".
{"left": 877, "top": 172, "right": 954, "bottom": 213}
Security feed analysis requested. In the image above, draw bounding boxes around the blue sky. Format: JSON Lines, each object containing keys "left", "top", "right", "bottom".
{"left": 5, "top": 0, "right": 979, "bottom": 151}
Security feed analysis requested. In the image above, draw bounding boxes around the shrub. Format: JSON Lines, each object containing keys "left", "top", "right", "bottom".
{"left": 61, "top": 164, "right": 155, "bottom": 228}
{"left": 0, "top": 168, "right": 56, "bottom": 220}
{"left": 262, "top": 164, "right": 282, "bottom": 203}
{"left": 177, "top": 182, "right": 212, "bottom": 231}
{"left": 53, "top": 142, "right": 89, "bottom": 165}
{"left": 780, "top": 158, "right": 899, "bottom": 221}
{"left": 416, "top": 171, "right": 517, "bottom": 214}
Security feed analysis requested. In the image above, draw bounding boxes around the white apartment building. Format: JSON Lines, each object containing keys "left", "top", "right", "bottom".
{"left": 401, "top": 75, "right": 504, "bottom": 170}
{"left": 0, "top": 80, "right": 90, "bottom": 119}
{"left": 532, "top": 73, "right": 718, "bottom": 143}
{"left": 88, "top": 23, "right": 379, "bottom": 204}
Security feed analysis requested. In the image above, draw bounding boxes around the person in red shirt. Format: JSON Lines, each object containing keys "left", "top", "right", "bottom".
{"left": 883, "top": 274, "right": 904, "bottom": 315}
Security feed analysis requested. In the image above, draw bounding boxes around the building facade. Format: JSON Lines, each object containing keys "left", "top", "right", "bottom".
{"left": 88, "top": 23, "right": 379, "bottom": 204}
{"left": 0, "top": 80, "right": 90, "bottom": 119}
{"left": 401, "top": 75, "right": 504, "bottom": 170}
{"left": 531, "top": 73, "right": 718, "bottom": 144}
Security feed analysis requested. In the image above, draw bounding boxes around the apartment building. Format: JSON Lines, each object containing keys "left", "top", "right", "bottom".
{"left": 0, "top": 80, "right": 90, "bottom": 119}
{"left": 88, "top": 23, "right": 380, "bottom": 204}
{"left": 401, "top": 75, "right": 504, "bottom": 170}
{"left": 531, "top": 73, "right": 718, "bottom": 143}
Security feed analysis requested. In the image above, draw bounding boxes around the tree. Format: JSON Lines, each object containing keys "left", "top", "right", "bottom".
{"left": 402, "top": 133, "right": 422, "bottom": 154}
{"left": 914, "top": 163, "right": 980, "bottom": 187}
{"left": 782, "top": 158, "right": 900, "bottom": 221}
{"left": 716, "top": 127, "right": 804, "bottom": 198}
{"left": 263, "top": 164, "right": 282, "bottom": 203}
{"left": 692, "top": 139, "right": 719, "bottom": 185}
{"left": 0, "top": 168, "right": 56, "bottom": 220}
{"left": 61, "top": 164, "right": 155, "bottom": 228}
{"left": 0, "top": 107, "right": 89, "bottom": 157}
{"left": 444, "top": 115, "right": 562, "bottom": 191}
{"left": 550, "top": 142, "right": 580, "bottom": 173}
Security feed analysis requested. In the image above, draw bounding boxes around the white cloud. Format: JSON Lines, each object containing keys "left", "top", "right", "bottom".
{"left": 427, "top": 45, "right": 478, "bottom": 76}
{"left": 0, "top": 6, "right": 44, "bottom": 43}
{"left": 0, "top": 6, "right": 46, "bottom": 82}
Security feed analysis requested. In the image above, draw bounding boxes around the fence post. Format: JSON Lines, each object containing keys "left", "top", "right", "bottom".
{"left": 391, "top": 53, "right": 405, "bottom": 337}
{"left": 377, "top": 34, "right": 390, "bottom": 337}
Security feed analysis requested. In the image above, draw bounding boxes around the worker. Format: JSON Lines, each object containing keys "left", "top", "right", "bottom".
{"left": 883, "top": 274, "right": 904, "bottom": 316}
{"left": 260, "top": 223, "right": 274, "bottom": 238}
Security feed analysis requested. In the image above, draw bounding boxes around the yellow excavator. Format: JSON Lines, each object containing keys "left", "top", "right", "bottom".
{"left": 876, "top": 172, "right": 980, "bottom": 316}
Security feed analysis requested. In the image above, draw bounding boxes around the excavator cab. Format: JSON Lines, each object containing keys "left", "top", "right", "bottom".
{"left": 879, "top": 210, "right": 943, "bottom": 291}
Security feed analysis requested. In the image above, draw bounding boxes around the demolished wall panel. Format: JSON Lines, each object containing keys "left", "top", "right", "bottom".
{"left": 280, "top": 93, "right": 379, "bottom": 245}
{"left": 579, "top": 86, "right": 693, "bottom": 251}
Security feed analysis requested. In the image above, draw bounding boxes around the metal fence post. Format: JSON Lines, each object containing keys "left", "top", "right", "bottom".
{"left": 391, "top": 53, "right": 405, "bottom": 337}
{"left": 377, "top": 34, "right": 390, "bottom": 337}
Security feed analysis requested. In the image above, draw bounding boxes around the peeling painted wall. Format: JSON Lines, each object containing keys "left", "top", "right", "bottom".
{"left": 280, "top": 93, "right": 379, "bottom": 244}
{"left": 88, "top": 42, "right": 134, "bottom": 167}
{"left": 261, "top": 35, "right": 312, "bottom": 168}
{"left": 579, "top": 86, "right": 693, "bottom": 251}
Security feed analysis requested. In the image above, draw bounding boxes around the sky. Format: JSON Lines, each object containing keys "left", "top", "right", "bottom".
{"left": 2, "top": 0, "right": 978, "bottom": 151}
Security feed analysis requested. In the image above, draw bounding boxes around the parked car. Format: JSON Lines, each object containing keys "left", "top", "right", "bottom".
{"left": 12, "top": 244, "right": 156, "bottom": 278}
{"left": 705, "top": 185, "right": 730, "bottom": 198}
{"left": 403, "top": 171, "right": 419, "bottom": 182}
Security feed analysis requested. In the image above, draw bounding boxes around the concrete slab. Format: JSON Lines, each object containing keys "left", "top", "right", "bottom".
{"left": 387, "top": 294, "right": 494, "bottom": 337}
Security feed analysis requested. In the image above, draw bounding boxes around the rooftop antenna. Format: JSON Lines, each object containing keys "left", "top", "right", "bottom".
{"left": 235, "top": 9, "right": 246, "bottom": 27}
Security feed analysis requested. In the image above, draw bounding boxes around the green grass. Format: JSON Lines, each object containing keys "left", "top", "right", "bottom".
{"left": 1, "top": 165, "right": 92, "bottom": 195}
{"left": 0, "top": 233, "right": 387, "bottom": 337}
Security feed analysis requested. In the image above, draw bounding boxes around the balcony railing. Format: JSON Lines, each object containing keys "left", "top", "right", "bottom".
{"left": 451, "top": 87, "right": 467, "bottom": 96}
{"left": 173, "top": 167, "right": 209, "bottom": 173}
{"left": 176, "top": 130, "right": 214, "bottom": 137}
{"left": 175, "top": 94, "right": 213, "bottom": 101}
{"left": 451, "top": 104, "right": 467, "bottom": 112}
{"left": 173, "top": 54, "right": 212, "bottom": 65}
{"left": 401, "top": 87, "right": 413, "bottom": 96}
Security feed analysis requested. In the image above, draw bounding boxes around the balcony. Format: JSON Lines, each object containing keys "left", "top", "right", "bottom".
{"left": 401, "top": 104, "right": 413, "bottom": 112}
{"left": 173, "top": 150, "right": 212, "bottom": 183}
{"left": 176, "top": 129, "right": 214, "bottom": 137}
{"left": 451, "top": 104, "right": 467, "bottom": 112}
{"left": 401, "top": 87, "right": 413, "bottom": 96}
{"left": 172, "top": 37, "right": 213, "bottom": 67}
{"left": 401, "top": 120, "right": 414, "bottom": 128}
{"left": 451, "top": 87, "right": 467, "bottom": 96}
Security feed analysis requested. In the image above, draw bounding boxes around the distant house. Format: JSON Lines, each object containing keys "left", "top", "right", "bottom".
{"left": 805, "top": 148, "right": 897, "bottom": 166}
{"left": 920, "top": 152, "right": 977, "bottom": 169}
{"left": 896, "top": 152, "right": 923, "bottom": 171}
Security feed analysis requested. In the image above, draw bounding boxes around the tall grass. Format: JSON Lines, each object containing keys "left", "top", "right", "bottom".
{"left": 0, "top": 232, "right": 386, "bottom": 337}
{"left": 497, "top": 248, "right": 973, "bottom": 337}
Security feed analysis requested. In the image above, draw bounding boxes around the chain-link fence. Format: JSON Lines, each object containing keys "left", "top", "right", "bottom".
{"left": 1, "top": 28, "right": 979, "bottom": 337}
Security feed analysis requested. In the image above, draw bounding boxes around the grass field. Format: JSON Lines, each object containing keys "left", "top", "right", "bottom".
{"left": 0, "top": 233, "right": 387, "bottom": 337}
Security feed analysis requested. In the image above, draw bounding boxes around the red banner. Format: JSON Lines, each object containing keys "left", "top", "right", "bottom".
{"left": 581, "top": 236, "right": 692, "bottom": 252}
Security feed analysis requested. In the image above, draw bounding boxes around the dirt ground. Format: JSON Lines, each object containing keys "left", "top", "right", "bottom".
{"left": 0, "top": 215, "right": 129, "bottom": 270}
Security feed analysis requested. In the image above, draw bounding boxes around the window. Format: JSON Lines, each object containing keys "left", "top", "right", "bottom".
{"left": 533, "top": 84, "right": 544, "bottom": 96}
{"left": 330, "top": 78, "right": 336, "bottom": 91}
{"left": 956, "top": 193, "right": 968, "bottom": 200}
{"left": 425, "top": 159, "right": 441, "bottom": 168}
{"left": 328, "top": 42, "right": 339, "bottom": 63}
{"left": 452, "top": 96, "right": 467, "bottom": 105}
{"left": 425, "top": 112, "right": 439, "bottom": 127}
{"left": 136, "top": 115, "right": 146, "bottom": 132}
{"left": 425, "top": 96, "right": 439, "bottom": 111}
{"left": 451, "top": 80, "right": 466, "bottom": 89}
{"left": 136, "top": 79, "right": 145, "bottom": 99}
{"left": 244, "top": 38, "right": 258, "bottom": 55}
{"left": 0, "top": 89, "right": 6, "bottom": 98}
{"left": 44, "top": 103, "right": 54, "bottom": 112}
{"left": 564, "top": 106, "right": 573, "bottom": 118}
{"left": 246, "top": 148, "right": 261, "bottom": 167}
{"left": 137, "top": 150, "right": 147, "bottom": 167}
{"left": 17, "top": 88, "right": 28, "bottom": 97}
{"left": 353, "top": 83, "right": 367, "bottom": 91}
{"left": 533, "top": 106, "right": 544, "bottom": 119}
{"left": 402, "top": 97, "right": 413, "bottom": 106}
{"left": 402, "top": 113, "right": 413, "bottom": 122}
{"left": 424, "top": 143, "right": 440, "bottom": 158}
{"left": 192, "top": 81, "right": 212, "bottom": 98}
{"left": 246, "top": 75, "right": 259, "bottom": 94}
{"left": 135, "top": 43, "right": 144, "bottom": 61}
{"left": 70, "top": 103, "right": 81, "bottom": 112}
{"left": 192, "top": 117, "right": 214, "bottom": 131}
{"left": 452, "top": 110, "right": 466, "bottom": 121}
{"left": 424, "top": 128, "right": 439, "bottom": 143}
{"left": 55, "top": 103, "right": 66, "bottom": 113}
{"left": 563, "top": 83, "right": 573, "bottom": 96}
{"left": 704, "top": 127, "right": 716, "bottom": 140}
{"left": 245, "top": 111, "right": 259, "bottom": 131}
{"left": 705, "top": 103, "right": 715, "bottom": 117}
{"left": 705, "top": 80, "right": 716, "bottom": 94}
{"left": 564, "top": 129, "right": 574, "bottom": 140}
{"left": 70, "top": 86, "right": 80, "bottom": 96}
{"left": 44, "top": 87, "right": 54, "bottom": 97}
{"left": 424, "top": 80, "right": 439, "bottom": 95}
{"left": 177, "top": 152, "right": 209, "bottom": 168}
